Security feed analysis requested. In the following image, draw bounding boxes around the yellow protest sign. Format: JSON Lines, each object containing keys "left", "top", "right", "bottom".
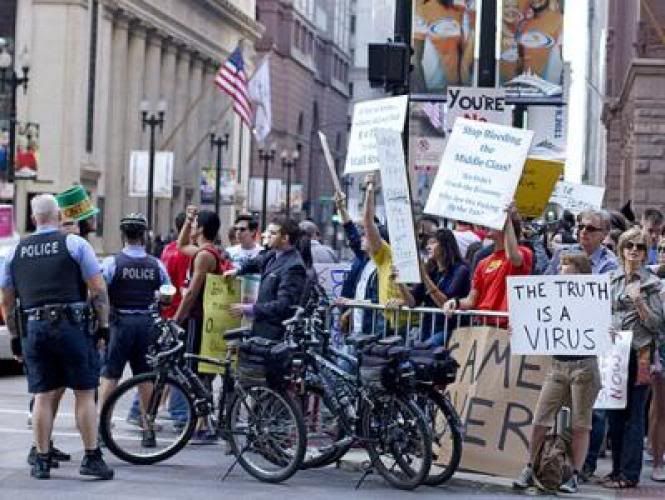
{"left": 199, "top": 274, "right": 241, "bottom": 374}
{"left": 514, "top": 158, "right": 563, "bottom": 218}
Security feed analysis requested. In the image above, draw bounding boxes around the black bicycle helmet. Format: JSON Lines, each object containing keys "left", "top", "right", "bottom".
{"left": 120, "top": 213, "right": 148, "bottom": 234}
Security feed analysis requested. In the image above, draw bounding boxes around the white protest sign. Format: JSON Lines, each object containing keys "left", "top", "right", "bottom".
{"left": 345, "top": 95, "right": 409, "bottom": 174}
{"left": 507, "top": 274, "right": 612, "bottom": 356}
{"left": 424, "top": 118, "right": 533, "bottom": 230}
{"left": 446, "top": 87, "right": 512, "bottom": 134}
{"left": 549, "top": 181, "right": 605, "bottom": 214}
{"left": 594, "top": 330, "right": 632, "bottom": 410}
{"left": 375, "top": 129, "right": 421, "bottom": 284}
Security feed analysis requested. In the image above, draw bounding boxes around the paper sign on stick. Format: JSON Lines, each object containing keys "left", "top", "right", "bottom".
{"left": 507, "top": 275, "right": 612, "bottom": 356}
{"left": 345, "top": 95, "right": 408, "bottom": 174}
{"left": 594, "top": 331, "right": 632, "bottom": 410}
{"left": 375, "top": 129, "right": 421, "bottom": 284}
{"left": 549, "top": 181, "right": 605, "bottom": 214}
{"left": 318, "top": 131, "right": 342, "bottom": 193}
{"left": 424, "top": 118, "right": 533, "bottom": 230}
{"left": 514, "top": 158, "right": 563, "bottom": 218}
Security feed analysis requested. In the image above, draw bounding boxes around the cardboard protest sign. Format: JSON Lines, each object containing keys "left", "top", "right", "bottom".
{"left": 240, "top": 274, "right": 260, "bottom": 328}
{"left": 446, "top": 87, "right": 512, "bottom": 132}
{"left": 314, "top": 263, "right": 351, "bottom": 347}
{"left": 199, "top": 275, "right": 241, "bottom": 374}
{"left": 507, "top": 275, "right": 612, "bottom": 356}
{"left": 424, "top": 118, "right": 533, "bottom": 229}
{"left": 549, "top": 181, "right": 605, "bottom": 214}
{"left": 442, "top": 326, "right": 550, "bottom": 478}
{"left": 345, "top": 95, "right": 408, "bottom": 174}
{"left": 594, "top": 330, "right": 633, "bottom": 410}
{"left": 375, "top": 129, "right": 421, "bottom": 284}
{"left": 514, "top": 158, "right": 563, "bottom": 218}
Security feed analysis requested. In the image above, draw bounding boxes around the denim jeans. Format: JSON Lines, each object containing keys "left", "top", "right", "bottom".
{"left": 607, "top": 383, "right": 649, "bottom": 482}
{"left": 128, "top": 387, "right": 189, "bottom": 424}
{"left": 583, "top": 410, "right": 606, "bottom": 473}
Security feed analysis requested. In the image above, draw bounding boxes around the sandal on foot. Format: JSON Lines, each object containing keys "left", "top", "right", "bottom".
{"left": 603, "top": 479, "right": 638, "bottom": 489}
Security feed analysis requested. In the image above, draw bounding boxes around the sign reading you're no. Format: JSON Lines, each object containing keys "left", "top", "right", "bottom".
{"left": 424, "top": 118, "right": 533, "bottom": 230}
{"left": 507, "top": 275, "right": 612, "bottom": 356}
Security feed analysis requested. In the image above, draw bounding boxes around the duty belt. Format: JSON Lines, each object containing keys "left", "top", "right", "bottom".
{"left": 23, "top": 302, "right": 91, "bottom": 323}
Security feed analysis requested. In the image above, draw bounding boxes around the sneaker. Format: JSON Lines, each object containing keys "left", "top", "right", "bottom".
{"left": 189, "top": 429, "right": 218, "bottom": 445}
{"left": 49, "top": 444, "right": 71, "bottom": 462}
{"left": 513, "top": 465, "right": 534, "bottom": 489}
{"left": 652, "top": 465, "right": 665, "bottom": 482}
{"left": 27, "top": 445, "right": 59, "bottom": 468}
{"left": 30, "top": 453, "right": 51, "bottom": 479}
{"left": 142, "top": 429, "right": 156, "bottom": 448}
{"left": 579, "top": 464, "right": 594, "bottom": 483}
{"left": 80, "top": 449, "right": 114, "bottom": 480}
{"left": 559, "top": 473, "right": 579, "bottom": 493}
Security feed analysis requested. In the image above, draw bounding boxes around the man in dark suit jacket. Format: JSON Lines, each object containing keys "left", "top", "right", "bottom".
{"left": 227, "top": 217, "right": 306, "bottom": 340}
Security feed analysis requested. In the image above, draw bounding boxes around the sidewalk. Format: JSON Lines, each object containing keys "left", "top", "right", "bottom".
{"left": 339, "top": 450, "right": 665, "bottom": 498}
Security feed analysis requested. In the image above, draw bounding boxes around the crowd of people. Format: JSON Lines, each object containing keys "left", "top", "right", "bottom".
{"left": 2, "top": 177, "right": 665, "bottom": 493}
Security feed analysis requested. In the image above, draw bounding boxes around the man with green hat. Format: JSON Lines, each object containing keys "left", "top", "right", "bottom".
{"left": 56, "top": 185, "right": 99, "bottom": 240}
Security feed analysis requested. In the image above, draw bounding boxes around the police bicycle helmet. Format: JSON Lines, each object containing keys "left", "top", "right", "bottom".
{"left": 120, "top": 213, "right": 148, "bottom": 234}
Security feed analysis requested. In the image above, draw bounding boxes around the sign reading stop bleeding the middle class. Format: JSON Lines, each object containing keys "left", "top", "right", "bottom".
{"left": 424, "top": 118, "right": 533, "bottom": 230}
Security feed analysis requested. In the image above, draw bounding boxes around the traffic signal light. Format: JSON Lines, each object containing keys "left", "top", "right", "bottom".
{"left": 368, "top": 42, "right": 410, "bottom": 92}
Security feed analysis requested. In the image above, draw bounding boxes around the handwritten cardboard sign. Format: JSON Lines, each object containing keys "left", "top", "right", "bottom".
{"left": 446, "top": 87, "right": 512, "bottom": 133}
{"left": 375, "top": 129, "right": 421, "bottom": 284}
{"left": 507, "top": 275, "right": 612, "bottom": 356}
{"left": 514, "top": 158, "right": 563, "bottom": 218}
{"left": 594, "top": 330, "right": 632, "bottom": 410}
{"left": 345, "top": 95, "right": 408, "bottom": 174}
{"left": 442, "top": 326, "right": 550, "bottom": 478}
{"left": 200, "top": 275, "right": 241, "bottom": 374}
{"left": 549, "top": 181, "right": 605, "bottom": 214}
{"left": 424, "top": 118, "right": 533, "bottom": 230}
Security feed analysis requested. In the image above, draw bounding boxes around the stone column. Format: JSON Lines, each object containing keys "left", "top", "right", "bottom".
{"left": 159, "top": 38, "right": 178, "bottom": 235}
{"left": 185, "top": 55, "right": 204, "bottom": 203}
{"left": 143, "top": 29, "right": 163, "bottom": 230}
{"left": 124, "top": 21, "right": 148, "bottom": 215}
{"left": 103, "top": 10, "right": 130, "bottom": 252}
{"left": 173, "top": 45, "right": 191, "bottom": 210}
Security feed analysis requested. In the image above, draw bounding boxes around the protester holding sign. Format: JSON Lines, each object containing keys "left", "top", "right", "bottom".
{"left": 513, "top": 253, "right": 601, "bottom": 494}
{"left": 443, "top": 203, "right": 532, "bottom": 326}
{"left": 603, "top": 228, "right": 665, "bottom": 490}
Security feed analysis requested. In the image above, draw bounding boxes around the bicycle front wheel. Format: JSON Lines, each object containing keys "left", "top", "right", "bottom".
{"left": 227, "top": 384, "right": 306, "bottom": 483}
{"left": 100, "top": 372, "right": 196, "bottom": 465}
{"left": 361, "top": 394, "right": 432, "bottom": 490}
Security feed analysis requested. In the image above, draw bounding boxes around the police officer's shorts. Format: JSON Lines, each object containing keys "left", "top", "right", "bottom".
{"left": 23, "top": 318, "right": 99, "bottom": 393}
{"left": 102, "top": 313, "right": 155, "bottom": 379}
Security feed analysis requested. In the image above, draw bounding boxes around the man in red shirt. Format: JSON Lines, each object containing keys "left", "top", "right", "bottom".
{"left": 443, "top": 203, "right": 532, "bottom": 325}
{"left": 160, "top": 213, "right": 190, "bottom": 318}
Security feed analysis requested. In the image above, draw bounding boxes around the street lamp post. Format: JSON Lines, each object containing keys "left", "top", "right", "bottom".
{"left": 280, "top": 147, "right": 299, "bottom": 219}
{"left": 0, "top": 40, "right": 30, "bottom": 185}
{"left": 140, "top": 99, "right": 166, "bottom": 231}
{"left": 258, "top": 145, "right": 275, "bottom": 230}
{"left": 210, "top": 130, "right": 229, "bottom": 216}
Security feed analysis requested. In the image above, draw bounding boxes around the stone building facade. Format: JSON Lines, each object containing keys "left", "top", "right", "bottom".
{"left": 252, "top": 0, "right": 352, "bottom": 233}
{"left": 1, "top": 0, "right": 261, "bottom": 252}
{"left": 603, "top": 0, "right": 665, "bottom": 214}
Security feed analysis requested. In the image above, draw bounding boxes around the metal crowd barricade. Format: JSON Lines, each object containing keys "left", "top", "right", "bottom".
{"left": 329, "top": 300, "right": 509, "bottom": 347}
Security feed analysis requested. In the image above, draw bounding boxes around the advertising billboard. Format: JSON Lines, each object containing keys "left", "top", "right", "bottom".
{"left": 411, "top": 0, "right": 478, "bottom": 94}
{"left": 500, "top": 0, "right": 565, "bottom": 102}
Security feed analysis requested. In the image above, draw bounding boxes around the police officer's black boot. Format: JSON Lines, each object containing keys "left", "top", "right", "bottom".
{"left": 28, "top": 440, "right": 71, "bottom": 466}
{"left": 80, "top": 448, "right": 114, "bottom": 480}
{"left": 30, "top": 453, "right": 51, "bottom": 480}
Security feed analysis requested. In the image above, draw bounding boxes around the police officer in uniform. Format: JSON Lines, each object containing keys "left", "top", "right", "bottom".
{"left": 98, "top": 213, "right": 170, "bottom": 447}
{"left": 0, "top": 194, "right": 113, "bottom": 480}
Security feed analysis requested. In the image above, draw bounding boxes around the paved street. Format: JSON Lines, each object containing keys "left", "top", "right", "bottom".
{"left": 1, "top": 372, "right": 665, "bottom": 500}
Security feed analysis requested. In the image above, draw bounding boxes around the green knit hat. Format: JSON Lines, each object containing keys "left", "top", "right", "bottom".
{"left": 56, "top": 185, "right": 99, "bottom": 222}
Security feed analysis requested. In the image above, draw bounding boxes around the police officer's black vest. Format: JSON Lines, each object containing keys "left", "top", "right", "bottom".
{"left": 108, "top": 252, "right": 161, "bottom": 310}
{"left": 11, "top": 232, "right": 87, "bottom": 309}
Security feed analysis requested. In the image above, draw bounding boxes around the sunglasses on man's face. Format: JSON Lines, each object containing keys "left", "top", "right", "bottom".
{"left": 624, "top": 241, "right": 647, "bottom": 252}
{"left": 577, "top": 224, "right": 601, "bottom": 233}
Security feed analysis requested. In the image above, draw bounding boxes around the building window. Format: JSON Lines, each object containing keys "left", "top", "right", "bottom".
{"left": 350, "top": 15, "right": 356, "bottom": 35}
{"left": 85, "top": 0, "right": 99, "bottom": 153}
{"left": 294, "top": 21, "right": 301, "bottom": 48}
{"left": 348, "top": 82, "right": 354, "bottom": 97}
{"left": 297, "top": 112, "right": 304, "bottom": 135}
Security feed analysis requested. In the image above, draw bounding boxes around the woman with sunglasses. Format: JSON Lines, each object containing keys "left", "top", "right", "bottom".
{"left": 647, "top": 236, "right": 665, "bottom": 481}
{"left": 604, "top": 228, "right": 665, "bottom": 489}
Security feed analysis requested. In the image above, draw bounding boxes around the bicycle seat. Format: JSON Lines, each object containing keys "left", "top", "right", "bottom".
{"left": 346, "top": 334, "right": 379, "bottom": 348}
{"left": 224, "top": 327, "right": 251, "bottom": 341}
{"left": 378, "top": 335, "right": 402, "bottom": 347}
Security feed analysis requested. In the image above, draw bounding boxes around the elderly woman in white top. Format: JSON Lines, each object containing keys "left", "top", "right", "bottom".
{"left": 604, "top": 228, "right": 664, "bottom": 489}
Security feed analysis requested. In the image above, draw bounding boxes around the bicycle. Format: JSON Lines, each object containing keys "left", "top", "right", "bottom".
{"left": 285, "top": 301, "right": 433, "bottom": 491}
{"left": 99, "top": 310, "right": 306, "bottom": 483}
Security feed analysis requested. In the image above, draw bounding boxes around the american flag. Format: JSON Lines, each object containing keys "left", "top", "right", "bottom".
{"left": 214, "top": 47, "right": 253, "bottom": 127}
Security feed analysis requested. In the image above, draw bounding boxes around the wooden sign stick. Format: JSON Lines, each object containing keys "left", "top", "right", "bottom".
{"left": 318, "top": 130, "right": 343, "bottom": 193}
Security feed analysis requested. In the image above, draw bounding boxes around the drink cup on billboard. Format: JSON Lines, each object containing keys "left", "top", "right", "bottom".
{"left": 429, "top": 17, "right": 462, "bottom": 86}
{"left": 413, "top": 14, "right": 428, "bottom": 42}
{"left": 500, "top": 43, "right": 520, "bottom": 83}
